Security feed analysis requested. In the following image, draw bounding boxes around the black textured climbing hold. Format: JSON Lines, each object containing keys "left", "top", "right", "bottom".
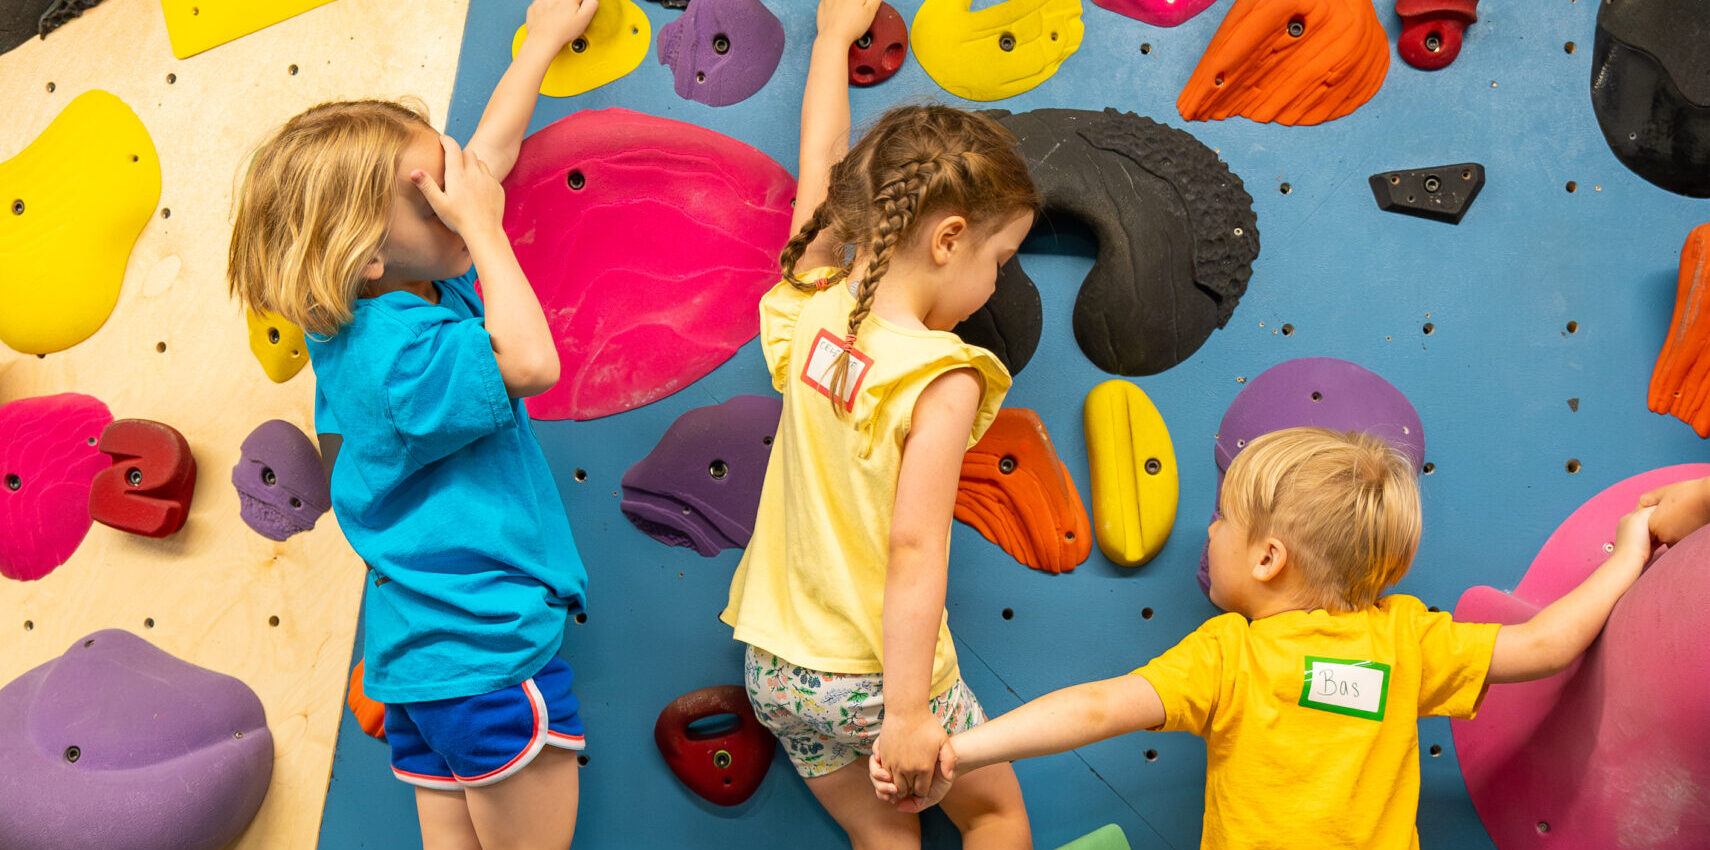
{"left": 643, "top": 0, "right": 691, "bottom": 8}
{"left": 953, "top": 255, "right": 1041, "bottom": 376}
{"left": 1589, "top": 0, "right": 1710, "bottom": 197}
{"left": 1368, "top": 163, "right": 1484, "bottom": 224}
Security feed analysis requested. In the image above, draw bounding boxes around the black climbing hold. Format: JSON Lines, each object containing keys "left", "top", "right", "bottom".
{"left": 952, "top": 255, "right": 1041, "bottom": 375}
{"left": 1368, "top": 163, "right": 1484, "bottom": 224}
{"left": 985, "top": 107, "right": 1260, "bottom": 377}
{"left": 1589, "top": 0, "right": 1710, "bottom": 197}
{"left": 643, "top": 0, "right": 691, "bottom": 8}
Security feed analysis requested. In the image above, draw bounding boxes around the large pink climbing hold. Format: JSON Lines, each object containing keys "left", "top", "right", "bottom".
{"left": 502, "top": 108, "right": 796, "bottom": 421}
{"left": 1452, "top": 463, "right": 1710, "bottom": 850}
{"left": 1089, "top": 0, "right": 1218, "bottom": 27}
{"left": 0, "top": 394, "right": 113, "bottom": 582}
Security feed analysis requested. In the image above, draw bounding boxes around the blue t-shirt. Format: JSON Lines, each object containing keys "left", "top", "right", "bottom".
{"left": 308, "top": 269, "right": 587, "bottom": 704}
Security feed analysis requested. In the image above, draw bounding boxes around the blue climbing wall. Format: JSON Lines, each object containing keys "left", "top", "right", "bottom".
{"left": 319, "top": 2, "right": 1710, "bottom": 847}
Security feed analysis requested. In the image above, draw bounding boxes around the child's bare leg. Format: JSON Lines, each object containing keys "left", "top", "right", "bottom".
{"left": 806, "top": 757, "right": 923, "bottom": 850}
{"left": 463, "top": 747, "right": 581, "bottom": 850}
{"left": 938, "top": 761, "right": 1033, "bottom": 850}
{"left": 415, "top": 787, "right": 482, "bottom": 850}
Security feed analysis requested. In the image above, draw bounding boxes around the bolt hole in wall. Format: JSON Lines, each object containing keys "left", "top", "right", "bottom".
{"left": 1141, "top": 607, "right": 1154, "bottom": 620}
{"left": 1145, "top": 749, "right": 1159, "bottom": 762}
{"left": 1001, "top": 608, "right": 1014, "bottom": 620}
{"left": 1423, "top": 322, "right": 1435, "bottom": 335}
{"left": 1281, "top": 323, "right": 1294, "bottom": 335}
{"left": 574, "top": 468, "right": 587, "bottom": 482}
{"left": 155, "top": 341, "right": 167, "bottom": 353}
{"left": 1140, "top": 42, "right": 1152, "bottom": 55}
{"left": 1430, "top": 744, "right": 1443, "bottom": 757}
{"left": 1566, "top": 459, "right": 1581, "bottom": 474}
{"left": 269, "top": 615, "right": 280, "bottom": 627}
{"left": 1424, "top": 462, "right": 1436, "bottom": 474}
{"left": 574, "top": 612, "right": 587, "bottom": 624}
{"left": 144, "top": 618, "right": 155, "bottom": 629}
{"left": 1565, "top": 321, "right": 1579, "bottom": 334}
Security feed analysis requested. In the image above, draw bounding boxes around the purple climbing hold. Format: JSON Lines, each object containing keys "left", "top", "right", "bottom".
{"left": 231, "top": 419, "right": 330, "bottom": 541}
{"left": 0, "top": 629, "right": 273, "bottom": 850}
{"left": 1199, "top": 357, "right": 1425, "bottom": 597}
{"left": 656, "top": 0, "right": 785, "bottom": 107}
{"left": 620, "top": 394, "right": 781, "bottom": 556}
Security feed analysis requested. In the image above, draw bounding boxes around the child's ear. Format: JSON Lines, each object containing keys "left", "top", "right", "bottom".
{"left": 929, "top": 215, "right": 968, "bottom": 266}
{"left": 361, "top": 256, "right": 385, "bottom": 281}
{"left": 1251, "top": 537, "right": 1289, "bottom": 583}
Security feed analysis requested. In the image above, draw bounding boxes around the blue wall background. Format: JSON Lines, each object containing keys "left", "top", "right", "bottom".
{"left": 320, "top": 1, "right": 1709, "bottom": 847}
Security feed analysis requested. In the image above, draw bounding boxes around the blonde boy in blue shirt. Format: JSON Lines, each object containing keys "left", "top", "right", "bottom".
{"left": 873, "top": 427, "right": 1657, "bottom": 849}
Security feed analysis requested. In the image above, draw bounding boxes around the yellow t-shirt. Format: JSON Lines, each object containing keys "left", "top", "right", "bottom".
{"left": 721, "top": 271, "right": 1011, "bottom": 697}
{"left": 1133, "top": 595, "right": 1500, "bottom": 850}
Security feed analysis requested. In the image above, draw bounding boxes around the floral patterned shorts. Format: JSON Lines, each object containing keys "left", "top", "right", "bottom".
{"left": 743, "top": 644, "right": 987, "bottom": 778}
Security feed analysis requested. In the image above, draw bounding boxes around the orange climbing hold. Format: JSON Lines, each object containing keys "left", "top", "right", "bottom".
{"left": 346, "top": 660, "right": 386, "bottom": 740}
{"left": 956, "top": 408, "right": 1092, "bottom": 574}
{"left": 1649, "top": 223, "right": 1710, "bottom": 437}
{"left": 1177, "top": 0, "right": 1389, "bottom": 126}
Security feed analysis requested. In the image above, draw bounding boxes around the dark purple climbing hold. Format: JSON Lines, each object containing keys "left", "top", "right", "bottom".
{"left": 0, "top": 629, "right": 273, "bottom": 850}
{"left": 657, "top": 0, "right": 786, "bottom": 107}
{"left": 621, "top": 395, "right": 781, "bottom": 556}
{"left": 953, "top": 255, "right": 1041, "bottom": 375}
{"left": 989, "top": 108, "right": 1259, "bottom": 377}
{"left": 1199, "top": 358, "right": 1425, "bottom": 598}
{"left": 1369, "top": 163, "right": 1485, "bottom": 224}
{"left": 232, "top": 419, "right": 330, "bottom": 541}
{"left": 1590, "top": 0, "right": 1710, "bottom": 197}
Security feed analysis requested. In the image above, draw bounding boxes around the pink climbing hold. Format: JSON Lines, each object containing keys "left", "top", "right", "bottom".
{"left": 1452, "top": 463, "right": 1710, "bottom": 850}
{"left": 0, "top": 393, "right": 113, "bottom": 582}
{"left": 501, "top": 108, "right": 796, "bottom": 421}
{"left": 1089, "top": 0, "right": 1218, "bottom": 27}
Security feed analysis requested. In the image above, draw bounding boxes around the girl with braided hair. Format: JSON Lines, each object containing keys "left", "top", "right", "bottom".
{"left": 719, "top": 1, "right": 1038, "bottom": 846}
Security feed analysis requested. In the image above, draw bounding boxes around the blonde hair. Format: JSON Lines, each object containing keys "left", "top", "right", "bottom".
{"left": 228, "top": 99, "right": 433, "bottom": 338}
{"left": 779, "top": 104, "right": 1039, "bottom": 415}
{"left": 1219, "top": 427, "right": 1422, "bottom": 611}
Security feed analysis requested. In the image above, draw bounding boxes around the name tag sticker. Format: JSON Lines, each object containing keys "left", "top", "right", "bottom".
{"left": 800, "top": 329, "right": 873, "bottom": 410}
{"left": 1298, "top": 656, "right": 1390, "bottom": 721}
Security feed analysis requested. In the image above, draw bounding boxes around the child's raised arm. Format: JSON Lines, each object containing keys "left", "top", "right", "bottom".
{"left": 790, "top": 0, "right": 880, "bottom": 270}
{"left": 466, "top": 0, "right": 601, "bottom": 182}
{"left": 872, "top": 673, "right": 1166, "bottom": 812}
{"left": 1487, "top": 506, "right": 1656, "bottom": 684}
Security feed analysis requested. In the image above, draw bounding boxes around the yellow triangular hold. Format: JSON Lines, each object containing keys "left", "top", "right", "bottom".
{"left": 0, "top": 90, "right": 160, "bottom": 355}
{"left": 160, "top": 0, "right": 336, "bottom": 60}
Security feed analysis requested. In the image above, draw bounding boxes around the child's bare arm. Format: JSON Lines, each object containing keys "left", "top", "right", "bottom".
{"left": 791, "top": 0, "right": 880, "bottom": 269}
{"left": 1639, "top": 475, "right": 1710, "bottom": 545}
{"left": 413, "top": 137, "right": 558, "bottom": 397}
{"left": 466, "top": 0, "right": 600, "bottom": 183}
{"left": 1487, "top": 506, "right": 1656, "bottom": 684}
{"left": 872, "top": 674, "right": 1166, "bottom": 812}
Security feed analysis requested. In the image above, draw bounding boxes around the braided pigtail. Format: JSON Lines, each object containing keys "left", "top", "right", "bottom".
{"left": 780, "top": 198, "right": 840, "bottom": 293}
{"left": 824, "top": 157, "right": 939, "bottom": 416}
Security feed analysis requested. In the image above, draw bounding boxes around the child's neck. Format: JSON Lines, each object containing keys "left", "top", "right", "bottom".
{"left": 363, "top": 278, "right": 440, "bottom": 305}
{"left": 850, "top": 250, "right": 943, "bottom": 331}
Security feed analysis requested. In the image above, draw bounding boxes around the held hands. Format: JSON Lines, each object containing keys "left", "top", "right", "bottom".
{"left": 1614, "top": 504, "right": 1659, "bottom": 562}
{"left": 523, "top": 0, "right": 601, "bottom": 52}
{"left": 1637, "top": 476, "right": 1710, "bottom": 546}
{"left": 411, "top": 136, "right": 506, "bottom": 240}
{"left": 817, "top": 0, "right": 881, "bottom": 47}
{"left": 871, "top": 715, "right": 950, "bottom": 811}
{"left": 870, "top": 739, "right": 957, "bottom": 813}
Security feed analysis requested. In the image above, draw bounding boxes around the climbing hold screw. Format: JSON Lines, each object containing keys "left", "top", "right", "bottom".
{"left": 572, "top": 38, "right": 588, "bottom": 53}
{"left": 11, "top": 200, "right": 22, "bottom": 215}
{"left": 261, "top": 468, "right": 277, "bottom": 486}
{"left": 1144, "top": 458, "right": 1162, "bottom": 475}
{"left": 712, "top": 34, "right": 730, "bottom": 54}
{"left": 567, "top": 170, "right": 586, "bottom": 190}
{"left": 709, "top": 459, "right": 729, "bottom": 480}
{"left": 713, "top": 750, "right": 733, "bottom": 769}
{"left": 856, "top": 32, "right": 872, "bottom": 49}
{"left": 998, "top": 456, "right": 1017, "bottom": 474}
{"left": 998, "top": 33, "right": 1016, "bottom": 51}
{"left": 126, "top": 468, "right": 143, "bottom": 487}
{"left": 1287, "top": 18, "right": 1305, "bottom": 37}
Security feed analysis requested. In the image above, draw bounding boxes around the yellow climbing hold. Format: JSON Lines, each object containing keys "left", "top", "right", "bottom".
{"left": 0, "top": 91, "right": 160, "bottom": 355}
{"left": 515, "top": 0, "right": 652, "bottom": 98}
{"left": 1083, "top": 379, "right": 1178, "bottom": 567}
{"left": 160, "top": 0, "right": 336, "bottom": 60}
{"left": 911, "top": 0, "right": 1084, "bottom": 102}
{"left": 246, "top": 309, "right": 309, "bottom": 383}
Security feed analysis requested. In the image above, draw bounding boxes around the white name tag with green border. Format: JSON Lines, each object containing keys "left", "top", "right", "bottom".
{"left": 1299, "top": 656, "right": 1390, "bottom": 721}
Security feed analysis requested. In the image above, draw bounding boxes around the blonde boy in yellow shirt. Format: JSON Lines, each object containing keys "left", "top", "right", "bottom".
{"left": 871, "top": 426, "right": 1658, "bottom": 849}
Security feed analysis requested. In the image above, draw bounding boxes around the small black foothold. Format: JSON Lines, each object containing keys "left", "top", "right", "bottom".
{"left": 1567, "top": 398, "right": 1580, "bottom": 412}
{"left": 1370, "top": 163, "right": 1484, "bottom": 224}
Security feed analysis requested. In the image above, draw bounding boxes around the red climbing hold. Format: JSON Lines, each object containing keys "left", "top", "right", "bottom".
{"left": 88, "top": 419, "right": 196, "bottom": 538}
{"left": 654, "top": 685, "right": 775, "bottom": 806}
{"left": 849, "top": 2, "right": 907, "bottom": 86}
{"left": 1396, "top": 0, "right": 1477, "bottom": 71}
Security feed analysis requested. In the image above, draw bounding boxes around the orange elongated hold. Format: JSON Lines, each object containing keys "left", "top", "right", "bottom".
{"left": 346, "top": 660, "right": 386, "bottom": 740}
{"left": 1178, "top": 0, "right": 1390, "bottom": 126}
{"left": 956, "top": 408, "right": 1092, "bottom": 574}
{"left": 1648, "top": 223, "right": 1710, "bottom": 437}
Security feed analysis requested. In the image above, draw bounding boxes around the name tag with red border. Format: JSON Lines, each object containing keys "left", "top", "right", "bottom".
{"left": 799, "top": 329, "right": 872, "bottom": 411}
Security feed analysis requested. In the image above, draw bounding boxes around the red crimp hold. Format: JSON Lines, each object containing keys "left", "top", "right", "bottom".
{"left": 849, "top": 2, "right": 908, "bottom": 87}
{"left": 654, "top": 685, "right": 776, "bottom": 806}
{"left": 1396, "top": 0, "right": 1477, "bottom": 71}
{"left": 88, "top": 419, "right": 197, "bottom": 537}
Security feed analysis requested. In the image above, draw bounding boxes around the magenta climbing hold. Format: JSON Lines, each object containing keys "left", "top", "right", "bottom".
{"left": 620, "top": 395, "right": 780, "bottom": 556}
{"left": 1395, "top": 0, "right": 1477, "bottom": 71}
{"left": 849, "top": 2, "right": 908, "bottom": 86}
{"left": 1201, "top": 358, "right": 1424, "bottom": 597}
{"left": 0, "top": 393, "right": 112, "bottom": 582}
{"left": 1089, "top": 0, "right": 1217, "bottom": 27}
{"left": 657, "top": 0, "right": 785, "bottom": 107}
{"left": 1452, "top": 464, "right": 1710, "bottom": 850}
{"left": 502, "top": 108, "right": 796, "bottom": 421}
{"left": 0, "top": 629, "right": 273, "bottom": 850}
{"left": 231, "top": 419, "right": 330, "bottom": 541}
